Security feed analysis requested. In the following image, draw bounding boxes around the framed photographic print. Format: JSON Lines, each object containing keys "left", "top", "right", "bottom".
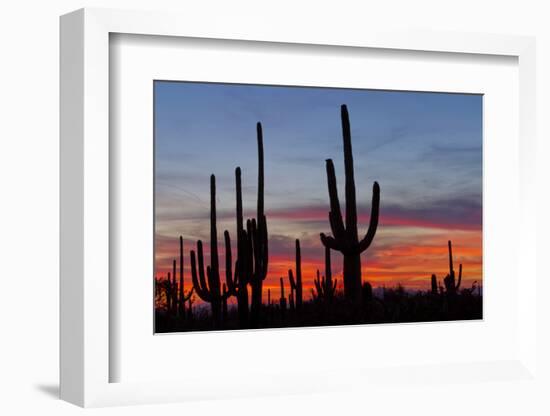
{"left": 60, "top": 7, "right": 538, "bottom": 408}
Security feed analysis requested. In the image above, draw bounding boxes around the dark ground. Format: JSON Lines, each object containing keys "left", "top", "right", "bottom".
{"left": 155, "top": 287, "right": 482, "bottom": 333}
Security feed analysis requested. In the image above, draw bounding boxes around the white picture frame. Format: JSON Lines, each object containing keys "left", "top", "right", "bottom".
{"left": 60, "top": 7, "right": 537, "bottom": 408}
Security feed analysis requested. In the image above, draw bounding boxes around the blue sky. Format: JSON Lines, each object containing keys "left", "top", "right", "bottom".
{"left": 154, "top": 81, "right": 482, "bottom": 292}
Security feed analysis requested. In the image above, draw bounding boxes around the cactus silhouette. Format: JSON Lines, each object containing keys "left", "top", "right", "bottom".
{"left": 190, "top": 175, "right": 232, "bottom": 328}
{"left": 279, "top": 277, "right": 287, "bottom": 320}
{"left": 443, "top": 240, "right": 462, "bottom": 294}
{"left": 222, "top": 283, "right": 229, "bottom": 324}
{"left": 163, "top": 272, "right": 172, "bottom": 314}
{"left": 248, "top": 123, "right": 269, "bottom": 328}
{"left": 288, "top": 239, "right": 303, "bottom": 310}
{"left": 164, "top": 272, "right": 172, "bottom": 313}
{"left": 172, "top": 260, "right": 178, "bottom": 314}
{"left": 320, "top": 105, "right": 380, "bottom": 305}
{"left": 178, "top": 237, "right": 194, "bottom": 317}
{"left": 313, "top": 246, "right": 337, "bottom": 302}
{"left": 431, "top": 274, "right": 438, "bottom": 295}
{"left": 223, "top": 167, "right": 250, "bottom": 328}
{"left": 166, "top": 268, "right": 178, "bottom": 315}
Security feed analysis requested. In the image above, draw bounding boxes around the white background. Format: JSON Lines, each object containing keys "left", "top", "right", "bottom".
{"left": 1, "top": 1, "right": 549, "bottom": 415}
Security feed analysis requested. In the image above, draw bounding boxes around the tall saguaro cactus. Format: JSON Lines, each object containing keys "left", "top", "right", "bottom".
{"left": 320, "top": 105, "right": 380, "bottom": 305}
{"left": 443, "top": 240, "right": 462, "bottom": 294}
{"left": 178, "top": 236, "right": 194, "bottom": 317}
{"left": 288, "top": 239, "right": 303, "bottom": 310}
{"left": 190, "top": 175, "right": 231, "bottom": 328}
{"left": 248, "top": 123, "right": 269, "bottom": 328}
{"left": 223, "top": 167, "right": 250, "bottom": 328}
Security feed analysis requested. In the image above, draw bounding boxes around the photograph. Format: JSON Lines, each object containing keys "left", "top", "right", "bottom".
{"left": 153, "top": 81, "right": 483, "bottom": 333}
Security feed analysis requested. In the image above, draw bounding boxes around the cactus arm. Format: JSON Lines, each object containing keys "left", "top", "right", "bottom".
{"left": 221, "top": 283, "right": 231, "bottom": 301}
{"left": 245, "top": 220, "right": 255, "bottom": 279}
{"left": 456, "top": 264, "right": 462, "bottom": 291}
{"left": 250, "top": 219, "right": 258, "bottom": 270}
{"left": 182, "top": 287, "right": 194, "bottom": 302}
{"left": 224, "top": 230, "right": 237, "bottom": 294}
{"left": 262, "top": 216, "right": 269, "bottom": 276}
{"left": 448, "top": 240, "right": 454, "bottom": 277}
{"left": 196, "top": 240, "right": 209, "bottom": 294}
{"left": 314, "top": 277, "right": 323, "bottom": 297}
{"left": 341, "top": 105, "right": 358, "bottom": 238}
{"left": 320, "top": 233, "right": 342, "bottom": 251}
{"left": 190, "top": 249, "right": 212, "bottom": 302}
{"left": 357, "top": 182, "right": 381, "bottom": 253}
{"left": 325, "top": 159, "right": 346, "bottom": 241}
{"left": 258, "top": 215, "right": 269, "bottom": 278}
{"left": 288, "top": 269, "right": 296, "bottom": 290}
{"left": 314, "top": 270, "right": 322, "bottom": 297}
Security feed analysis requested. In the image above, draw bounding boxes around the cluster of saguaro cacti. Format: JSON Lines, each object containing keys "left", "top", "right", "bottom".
{"left": 429, "top": 240, "right": 463, "bottom": 296}
{"left": 160, "top": 236, "right": 194, "bottom": 317}
{"left": 313, "top": 245, "right": 337, "bottom": 302}
{"left": 189, "top": 122, "right": 269, "bottom": 329}
{"left": 224, "top": 167, "right": 250, "bottom": 327}
{"left": 288, "top": 239, "right": 303, "bottom": 310}
{"left": 190, "top": 175, "right": 232, "bottom": 328}
{"left": 443, "top": 240, "right": 462, "bottom": 295}
{"left": 320, "top": 104, "right": 380, "bottom": 306}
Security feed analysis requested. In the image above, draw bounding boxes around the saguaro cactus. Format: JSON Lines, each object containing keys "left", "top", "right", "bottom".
{"left": 288, "top": 239, "right": 303, "bottom": 310}
{"left": 313, "top": 246, "right": 337, "bottom": 302}
{"left": 178, "top": 236, "right": 194, "bottom": 318}
{"left": 223, "top": 167, "right": 250, "bottom": 328}
{"left": 248, "top": 123, "right": 269, "bottom": 328}
{"left": 279, "top": 277, "right": 287, "bottom": 319}
{"left": 172, "top": 260, "right": 178, "bottom": 314}
{"left": 431, "top": 274, "right": 438, "bottom": 295}
{"left": 320, "top": 105, "right": 380, "bottom": 305}
{"left": 190, "top": 175, "right": 231, "bottom": 328}
{"left": 443, "top": 240, "right": 462, "bottom": 294}
{"left": 165, "top": 272, "right": 172, "bottom": 313}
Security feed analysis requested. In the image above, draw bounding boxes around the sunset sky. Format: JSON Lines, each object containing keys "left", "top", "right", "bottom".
{"left": 154, "top": 81, "right": 482, "bottom": 302}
